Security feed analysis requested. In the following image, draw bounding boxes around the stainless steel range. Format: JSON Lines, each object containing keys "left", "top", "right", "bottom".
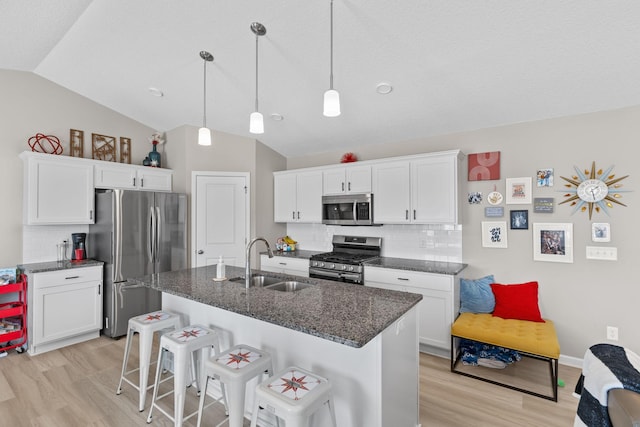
{"left": 309, "top": 235, "right": 382, "bottom": 284}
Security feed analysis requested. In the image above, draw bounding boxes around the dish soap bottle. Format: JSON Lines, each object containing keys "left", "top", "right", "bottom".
{"left": 216, "top": 256, "right": 225, "bottom": 279}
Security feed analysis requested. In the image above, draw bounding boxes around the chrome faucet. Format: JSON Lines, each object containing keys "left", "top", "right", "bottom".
{"left": 245, "top": 237, "right": 274, "bottom": 289}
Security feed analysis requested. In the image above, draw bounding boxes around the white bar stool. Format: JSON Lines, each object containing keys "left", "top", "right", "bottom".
{"left": 250, "top": 366, "right": 337, "bottom": 427}
{"left": 196, "top": 344, "right": 273, "bottom": 427}
{"left": 146, "top": 324, "right": 221, "bottom": 427}
{"left": 116, "top": 310, "right": 182, "bottom": 411}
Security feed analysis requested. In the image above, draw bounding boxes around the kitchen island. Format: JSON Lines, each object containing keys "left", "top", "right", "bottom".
{"left": 132, "top": 264, "right": 422, "bottom": 427}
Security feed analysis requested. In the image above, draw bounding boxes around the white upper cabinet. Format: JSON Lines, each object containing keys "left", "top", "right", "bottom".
{"left": 372, "top": 150, "right": 462, "bottom": 224}
{"left": 95, "top": 162, "right": 172, "bottom": 191}
{"left": 274, "top": 170, "right": 322, "bottom": 223}
{"left": 323, "top": 165, "right": 371, "bottom": 195}
{"left": 21, "top": 151, "right": 174, "bottom": 226}
{"left": 21, "top": 152, "right": 95, "bottom": 225}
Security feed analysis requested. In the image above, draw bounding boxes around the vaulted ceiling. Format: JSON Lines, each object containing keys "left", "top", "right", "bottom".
{"left": 3, "top": 1, "right": 640, "bottom": 157}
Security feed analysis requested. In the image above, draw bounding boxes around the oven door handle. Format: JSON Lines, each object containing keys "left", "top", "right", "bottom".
{"left": 339, "top": 272, "right": 362, "bottom": 283}
{"left": 309, "top": 267, "right": 343, "bottom": 279}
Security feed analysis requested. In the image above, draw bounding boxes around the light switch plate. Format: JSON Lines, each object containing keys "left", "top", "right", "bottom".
{"left": 586, "top": 246, "right": 618, "bottom": 261}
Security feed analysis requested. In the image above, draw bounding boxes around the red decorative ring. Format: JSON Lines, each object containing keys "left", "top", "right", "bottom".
{"left": 28, "top": 133, "right": 63, "bottom": 155}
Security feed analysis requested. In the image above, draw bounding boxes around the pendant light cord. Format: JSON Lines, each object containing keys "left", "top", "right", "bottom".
{"left": 202, "top": 58, "right": 207, "bottom": 128}
{"left": 255, "top": 33, "right": 259, "bottom": 112}
{"left": 329, "top": 0, "right": 334, "bottom": 90}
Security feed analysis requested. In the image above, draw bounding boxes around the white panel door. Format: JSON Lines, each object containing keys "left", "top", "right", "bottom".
{"left": 194, "top": 173, "right": 248, "bottom": 268}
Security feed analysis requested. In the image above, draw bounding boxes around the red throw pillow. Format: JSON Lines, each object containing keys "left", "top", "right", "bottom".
{"left": 490, "top": 281, "right": 544, "bottom": 322}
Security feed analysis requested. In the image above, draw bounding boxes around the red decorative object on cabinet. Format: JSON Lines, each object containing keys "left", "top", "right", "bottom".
{"left": 0, "top": 274, "right": 27, "bottom": 353}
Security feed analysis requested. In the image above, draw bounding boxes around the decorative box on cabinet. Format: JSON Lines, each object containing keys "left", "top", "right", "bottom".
{"left": 260, "top": 254, "right": 309, "bottom": 277}
{"left": 364, "top": 266, "right": 459, "bottom": 354}
{"left": 20, "top": 152, "right": 95, "bottom": 225}
{"left": 273, "top": 170, "right": 322, "bottom": 223}
{"left": 371, "top": 150, "right": 462, "bottom": 224}
{"left": 94, "top": 163, "right": 172, "bottom": 191}
{"left": 322, "top": 165, "right": 371, "bottom": 195}
{"left": 26, "top": 265, "right": 103, "bottom": 355}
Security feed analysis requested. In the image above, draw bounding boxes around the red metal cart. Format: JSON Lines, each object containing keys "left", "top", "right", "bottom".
{"left": 0, "top": 274, "right": 27, "bottom": 354}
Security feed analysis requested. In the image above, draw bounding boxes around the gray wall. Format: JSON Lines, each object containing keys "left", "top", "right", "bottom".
{"left": 287, "top": 106, "right": 640, "bottom": 360}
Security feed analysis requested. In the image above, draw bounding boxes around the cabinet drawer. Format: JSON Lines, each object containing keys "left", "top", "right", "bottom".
{"left": 364, "top": 266, "right": 453, "bottom": 292}
{"left": 31, "top": 266, "right": 102, "bottom": 289}
{"left": 261, "top": 255, "right": 309, "bottom": 272}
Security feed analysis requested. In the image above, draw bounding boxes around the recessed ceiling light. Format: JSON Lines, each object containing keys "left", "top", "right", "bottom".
{"left": 148, "top": 87, "right": 164, "bottom": 97}
{"left": 270, "top": 113, "right": 284, "bottom": 121}
{"left": 376, "top": 82, "right": 393, "bottom": 95}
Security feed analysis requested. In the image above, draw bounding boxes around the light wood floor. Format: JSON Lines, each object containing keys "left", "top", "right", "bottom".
{"left": 0, "top": 336, "right": 580, "bottom": 426}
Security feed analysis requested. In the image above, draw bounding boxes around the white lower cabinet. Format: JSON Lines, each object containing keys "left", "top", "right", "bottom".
{"left": 27, "top": 265, "right": 103, "bottom": 355}
{"left": 365, "top": 266, "right": 459, "bottom": 352}
{"left": 260, "top": 254, "right": 309, "bottom": 277}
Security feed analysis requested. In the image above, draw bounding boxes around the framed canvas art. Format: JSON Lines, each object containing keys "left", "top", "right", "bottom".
{"left": 533, "top": 223, "right": 573, "bottom": 263}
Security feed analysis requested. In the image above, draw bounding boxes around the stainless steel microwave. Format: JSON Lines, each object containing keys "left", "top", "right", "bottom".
{"left": 322, "top": 193, "right": 375, "bottom": 226}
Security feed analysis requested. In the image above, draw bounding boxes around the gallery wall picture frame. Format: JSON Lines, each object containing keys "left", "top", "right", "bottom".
{"left": 119, "top": 137, "right": 131, "bottom": 164}
{"left": 592, "top": 223, "right": 611, "bottom": 243}
{"left": 481, "top": 221, "right": 508, "bottom": 248}
{"left": 92, "top": 133, "right": 117, "bottom": 162}
{"left": 468, "top": 151, "right": 501, "bottom": 181}
{"left": 533, "top": 222, "right": 573, "bottom": 263}
{"left": 534, "top": 197, "right": 554, "bottom": 213}
{"left": 69, "top": 129, "right": 84, "bottom": 158}
{"left": 505, "top": 177, "right": 532, "bottom": 204}
{"left": 536, "top": 168, "right": 554, "bottom": 187}
{"left": 510, "top": 210, "right": 529, "bottom": 230}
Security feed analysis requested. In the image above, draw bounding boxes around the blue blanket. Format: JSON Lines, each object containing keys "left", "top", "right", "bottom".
{"left": 574, "top": 344, "right": 640, "bottom": 427}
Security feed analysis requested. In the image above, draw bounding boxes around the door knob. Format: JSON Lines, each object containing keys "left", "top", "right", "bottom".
{"left": 197, "top": 250, "right": 204, "bottom": 254}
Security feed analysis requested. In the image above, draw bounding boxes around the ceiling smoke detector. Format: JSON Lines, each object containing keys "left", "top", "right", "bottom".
{"left": 376, "top": 82, "right": 393, "bottom": 94}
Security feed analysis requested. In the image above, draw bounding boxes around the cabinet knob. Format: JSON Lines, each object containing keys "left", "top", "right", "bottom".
{"left": 197, "top": 250, "right": 204, "bottom": 254}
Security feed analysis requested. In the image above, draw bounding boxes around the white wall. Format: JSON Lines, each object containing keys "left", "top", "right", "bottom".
{"left": 287, "top": 106, "right": 640, "bottom": 360}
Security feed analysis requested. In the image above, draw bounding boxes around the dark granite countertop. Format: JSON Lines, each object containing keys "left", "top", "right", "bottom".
{"left": 364, "top": 257, "right": 467, "bottom": 275}
{"left": 131, "top": 265, "right": 422, "bottom": 348}
{"left": 265, "top": 250, "right": 467, "bottom": 276}
{"left": 17, "top": 259, "right": 104, "bottom": 274}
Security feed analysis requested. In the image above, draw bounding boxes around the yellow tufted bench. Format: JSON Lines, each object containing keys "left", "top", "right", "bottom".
{"left": 450, "top": 312, "right": 560, "bottom": 401}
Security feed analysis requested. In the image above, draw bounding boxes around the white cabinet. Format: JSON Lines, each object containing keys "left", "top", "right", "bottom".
{"left": 20, "top": 152, "right": 95, "bottom": 225}
{"left": 365, "top": 266, "right": 459, "bottom": 352}
{"left": 27, "top": 265, "right": 103, "bottom": 355}
{"left": 371, "top": 150, "right": 462, "bottom": 224}
{"left": 323, "top": 165, "right": 371, "bottom": 195}
{"left": 95, "top": 163, "right": 172, "bottom": 191}
{"left": 273, "top": 170, "right": 322, "bottom": 223}
{"left": 260, "top": 254, "right": 309, "bottom": 277}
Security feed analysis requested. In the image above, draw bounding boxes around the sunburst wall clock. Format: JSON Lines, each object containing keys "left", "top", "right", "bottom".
{"left": 559, "top": 162, "right": 629, "bottom": 219}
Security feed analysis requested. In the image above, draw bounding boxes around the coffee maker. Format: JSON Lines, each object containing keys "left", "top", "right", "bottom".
{"left": 71, "top": 233, "right": 87, "bottom": 261}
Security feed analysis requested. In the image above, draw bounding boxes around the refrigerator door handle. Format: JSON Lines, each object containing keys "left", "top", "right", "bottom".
{"left": 148, "top": 205, "right": 155, "bottom": 263}
{"left": 155, "top": 206, "right": 161, "bottom": 266}
{"left": 114, "top": 190, "right": 124, "bottom": 283}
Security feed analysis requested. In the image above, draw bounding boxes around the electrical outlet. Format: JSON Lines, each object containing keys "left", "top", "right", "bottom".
{"left": 607, "top": 326, "right": 619, "bottom": 341}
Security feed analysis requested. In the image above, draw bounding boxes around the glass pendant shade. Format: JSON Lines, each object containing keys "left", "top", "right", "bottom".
{"left": 198, "top": 127, "right": 212, "bottom": 146}
{"left": 323, "top": 89, "right": 341, "bottom": 117}
{"left": 249, "top": 111, "right": 264, "bottom": 134}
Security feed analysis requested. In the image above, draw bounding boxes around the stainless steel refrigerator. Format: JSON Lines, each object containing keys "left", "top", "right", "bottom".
{"left": 88, "top": 189, "right": 187, "bottom": 338}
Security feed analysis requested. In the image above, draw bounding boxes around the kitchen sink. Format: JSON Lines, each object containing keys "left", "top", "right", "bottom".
{"left": 264, "top": 281, "right": 313, "bottom": 292}
{"left": 228, "top": 275, "right": 282, "bottom": 287}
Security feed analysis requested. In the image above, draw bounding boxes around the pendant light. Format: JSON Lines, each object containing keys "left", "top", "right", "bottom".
{"left": 323, "top": 0, "right": 341, "bottom": 117}
{"left": 198, "top": 50, "right": 214, "bottom": 146}
{"left": 250, "top": 22, "right": 266, "bottom": 134}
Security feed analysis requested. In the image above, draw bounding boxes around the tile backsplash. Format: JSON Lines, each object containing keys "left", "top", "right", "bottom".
{"left": 285, "top": 223, "right": 462, "bottom": 263}
{"left": 22, "top": 224, "right": 89, "bottom": 264}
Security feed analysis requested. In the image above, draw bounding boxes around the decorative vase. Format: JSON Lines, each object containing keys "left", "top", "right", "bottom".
{"left": 142, "top": 156, "right": 151, "bottom": 166}
{"left": 148, "top": 144, "right": 161, "bottom": 168}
